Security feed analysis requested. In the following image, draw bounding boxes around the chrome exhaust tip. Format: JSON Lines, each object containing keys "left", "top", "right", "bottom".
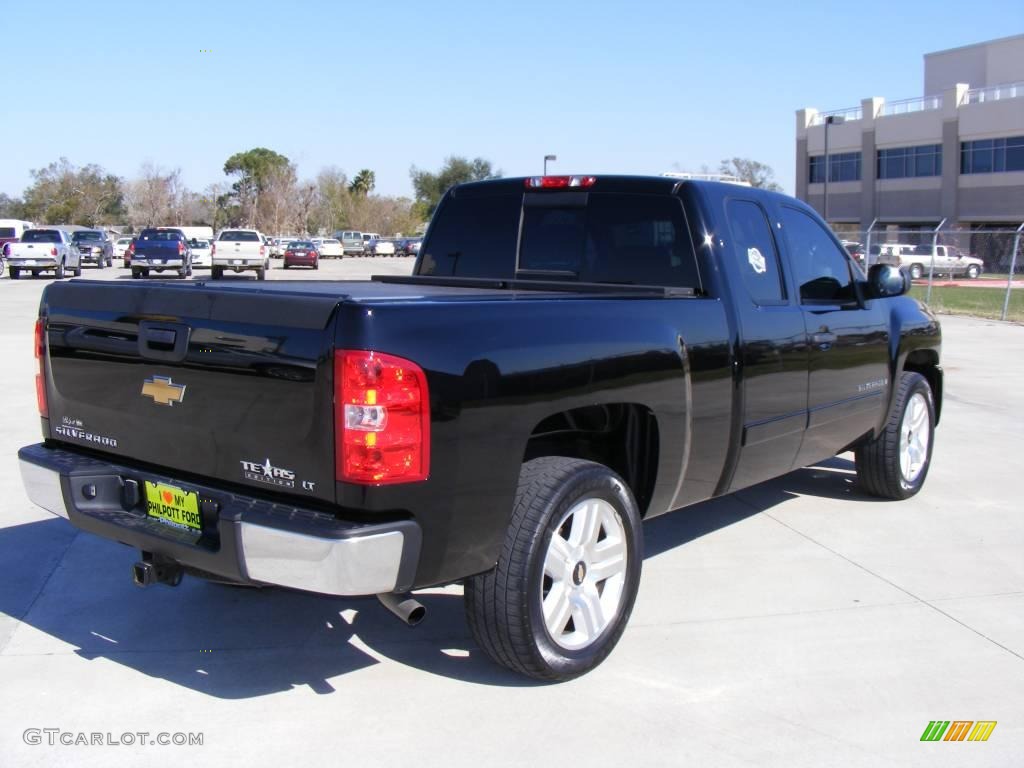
{"left": 376, "top": 592, "right": 426, "bottom": 626}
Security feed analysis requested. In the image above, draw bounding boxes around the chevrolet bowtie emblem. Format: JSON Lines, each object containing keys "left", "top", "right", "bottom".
{"left": 142, "top": 376, "right": 186, "bottom": 406}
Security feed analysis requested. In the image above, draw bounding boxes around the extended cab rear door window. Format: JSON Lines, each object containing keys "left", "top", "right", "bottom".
{"left": 520, "top": 193, "right": 700, "bottom": 289}
{"left": 726, "top": 199, "right": 786, "bottom": 304}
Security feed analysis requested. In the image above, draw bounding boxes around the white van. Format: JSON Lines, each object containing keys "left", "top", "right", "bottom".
{"left": 0, "top": 219, "right": 36, "bottom": 252}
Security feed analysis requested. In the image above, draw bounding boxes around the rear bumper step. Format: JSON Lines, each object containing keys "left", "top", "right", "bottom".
{"left": 18, "top": 443, "right": 421, "bottom": 596}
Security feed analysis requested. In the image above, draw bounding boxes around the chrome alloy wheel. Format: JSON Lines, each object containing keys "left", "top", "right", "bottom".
{"left": 899, "top": 392, "right": 930, "bottom": 484}
{"left": 541, "top": 497, "right": 628, "bottom": 651}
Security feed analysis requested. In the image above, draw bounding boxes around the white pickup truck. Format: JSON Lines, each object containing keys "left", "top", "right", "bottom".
{"left": 903, "top": 245, "right": 985, "bottom": 280}
{"left": 211, "top": 229, "right": 270, "bottom": 280}
{"left": 6, "top": 228, "right": 82, "bottom": 280}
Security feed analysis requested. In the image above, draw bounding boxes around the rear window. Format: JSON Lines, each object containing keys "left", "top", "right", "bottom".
{"left": 72, "top": 231, "right": 103, "bottom": 241}
{"left": 288, "top": 241, "right": 314, "bottom": 249}
{"left": 22, "top": 230, "right": 62, "bottom": 243}
{"left": 220, "top": 230, "right": 261, "bottom": 242}
{"left": 420, "top": 191, "right": 701, "bottom": 288}
{"left": 139, "top": 229, "right": 184, "bottom": 241}
{"left": 0, "top": 227, "right": 16, "bottom": 238}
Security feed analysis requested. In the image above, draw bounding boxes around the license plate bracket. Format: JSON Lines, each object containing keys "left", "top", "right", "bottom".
{"left": 145, "top": 481, "right": 202, "bottom": 533}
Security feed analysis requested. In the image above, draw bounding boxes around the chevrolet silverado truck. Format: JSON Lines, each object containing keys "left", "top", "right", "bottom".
{"left": 129, "top": 227, "right": 193, "bottom": 279}
{"left": 7, "top": 228, "right": 81, "bottom": 279}
{"left": 211, "top": 228, "right": 270, "bottom": 280}
{"left": 18, "top": 176, "right": 942, "bottom": 681}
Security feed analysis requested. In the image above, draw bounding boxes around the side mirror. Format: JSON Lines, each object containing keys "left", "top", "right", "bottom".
{"left": 865, "top": 264, "right": 910, "bottom": 299}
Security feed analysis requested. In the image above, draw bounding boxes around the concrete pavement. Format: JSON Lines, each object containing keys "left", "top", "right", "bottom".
{"left": 0, "top": 261, "right": 1021, "bottom": 767}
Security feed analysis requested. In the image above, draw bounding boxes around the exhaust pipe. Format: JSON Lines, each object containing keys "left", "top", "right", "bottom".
{"left": 132, "top": 555, "right": 183, "bottom": 588}
{"left": 377, "top": 592, "right": 426, "bottom": 626}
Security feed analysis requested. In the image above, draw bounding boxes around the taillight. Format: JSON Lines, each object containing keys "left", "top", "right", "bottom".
{"left": 335, "top": 350, "right": 430, "bottom": 485}
{"left": 128, "top": 242, "right": 135, "bottom": 254}
{"left": 259, "top": 245, "right": 266, "bottom": 256}
{"left": 285, "top": 251, "right": 292, "bottom": 258}
{"left": 178, "top": 240, "right": 185, "bottom": 254}
{"left": 210, "top": 243, "right": 216, "bottom": 255}
{"left": 50, "top": 246, "right": 58, "bottom": 256}
{"left": 524, "top": 175, "right": 596, "bottom": 189}
{"left": 35, "top": 318, "right": 47, "bottom": 418}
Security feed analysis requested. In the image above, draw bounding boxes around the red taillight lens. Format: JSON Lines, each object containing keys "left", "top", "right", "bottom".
{"left": 259, "top": 245, "right": 266, "bottom": 256}
{"left": 284, "top": 251, "right": 293, "bottom": 258}
{"left": 524, "top": 175, "right": 596, "bottom": 189}
{"left": 128, "top": 242, "right": 135, "bottom": 254}
{"left": 178, "top": 240, "right": 185, "bottom": 254}
{"left": 50, "top": 246, "right": 58, "bottom": 256}
{"left": 335, "top": 350, "right": 430, "bottom": 485}
{"left": 35, "top": 318, "right": 47, "bottom": 418}
{"left": 210, "top": 243, "right": 216, "bottom": 255}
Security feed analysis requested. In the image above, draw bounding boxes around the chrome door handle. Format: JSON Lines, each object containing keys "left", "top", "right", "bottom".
{"left": 811, "top": 332, "right": 837, "bottom": 347}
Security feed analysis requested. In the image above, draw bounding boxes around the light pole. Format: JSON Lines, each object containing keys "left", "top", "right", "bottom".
{"left": 822, "top": 115, "right": 844, "bottom": 224}
{"left": 544, "top": 154, "right": 557, "bottom": 175}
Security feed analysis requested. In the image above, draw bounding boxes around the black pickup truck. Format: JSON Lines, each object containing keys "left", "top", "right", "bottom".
{"left": 18, "top": 176, "right": 942, "bottom": 681}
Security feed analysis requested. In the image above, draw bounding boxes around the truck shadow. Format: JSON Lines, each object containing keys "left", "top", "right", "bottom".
{"left": 0, "top": 456, "right": 880, "bottom": 695}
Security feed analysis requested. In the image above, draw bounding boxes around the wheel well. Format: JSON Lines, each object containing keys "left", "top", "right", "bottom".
{"left": 523, "top": 404, "right": 659, "bottom": 516}
{"left": 903, "top": 350, "right": 942, "bottom": 424}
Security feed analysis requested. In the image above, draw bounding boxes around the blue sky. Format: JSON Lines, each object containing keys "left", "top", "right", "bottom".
{"left": 3, "top": 0, "right": 1021, "bottom": 198}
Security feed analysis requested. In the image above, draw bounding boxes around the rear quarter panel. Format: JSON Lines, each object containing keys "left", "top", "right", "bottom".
{"left": 336, "top": 295, "right": 732, "bottom": 587}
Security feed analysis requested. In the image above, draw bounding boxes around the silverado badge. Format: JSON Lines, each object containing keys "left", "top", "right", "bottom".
{"left": 142, "top": 376, "right": 186, "bottom": 406}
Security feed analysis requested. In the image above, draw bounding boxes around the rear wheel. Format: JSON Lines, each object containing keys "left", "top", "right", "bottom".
{"left": 212, "top": 266, "right": 223, "bottom": 280}
{"left": 256, "top": 266, "right": 266, "bottom": 281}
{"left": 909, "top": 263, "right": 924, "bottom": 280}
{"left": 73, "top": 262, "right": 82, "bottom": 277}
{"left": 855, "top": 372, "right": 935, "bottom": 499}
{"left": 54, "top": 261, "right": 65, "bottom": 280}
{"left": 9, "top": 267, "right": 19, "bottom": 280}
{"left": 464, "top": 457, "right": 643, "bottom": 681}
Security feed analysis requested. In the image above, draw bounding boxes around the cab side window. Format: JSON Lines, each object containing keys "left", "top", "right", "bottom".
{"left": 780, "top": 207, "right": 857, "bottom": 303}
{"left": 727, "top": 199, "right": 785, "bottom": 304}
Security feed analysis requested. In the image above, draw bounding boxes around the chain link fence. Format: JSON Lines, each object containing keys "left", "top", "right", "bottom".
{"left": 832, "top": 224, "right": 1024, "bottom": 321}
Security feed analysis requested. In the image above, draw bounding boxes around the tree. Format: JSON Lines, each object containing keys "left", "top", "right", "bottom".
{"left": 258, "top": 163, "right": 299, "bottom": 234}
{"left": 21, "top": 158, "right": 125, "bottom": 226}
{"left": 0, "top": 193, "right": 26, "bottom": 219}
{"left": 348, "top": 169, "right": 375, "bottom": 197}
{"left": 126, "top": 163, "right": 182, "bottom": 228}
{"left": 410, "top": 156, "right": 500, "bottom": 219}
{"left": 222, "top": 148, "right": 291, "bottom": 227}
{"left": 718, "top": 158, "right": 782, "bottom": 191}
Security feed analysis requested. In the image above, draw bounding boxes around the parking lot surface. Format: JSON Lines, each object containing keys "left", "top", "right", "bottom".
{"left": 1, "top": 261, "right": 1022, "bottom": 767}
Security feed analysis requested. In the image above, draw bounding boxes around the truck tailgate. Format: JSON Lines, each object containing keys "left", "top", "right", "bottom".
{"left": 40, "top": 281, "right": 341, "bottom": 504}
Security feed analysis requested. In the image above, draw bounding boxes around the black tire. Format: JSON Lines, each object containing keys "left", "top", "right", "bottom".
{"left": 178, "top": 263, "right": 188, "bottom": 279}
{"left": 966, "top": 265, "right": 980, "bottom": 279}
{"left": 9, "top": 267, "right": 19, "bottom": 280}
{"left": 131, "top": 268, "right": 141, "bottom": 279}
{"left": 97, "top": 258, "right": 105, "bottom": 269}
{"left": 256, "top": 266, "right": 266, "bottom": 281}
{"left": 855, "top": 372, "right": 935, "bottom": 500}
{"left": 212, "top": 266, "right": 223, "bottom": 280}
{"left": 909, "top": 263, "right": 924, "bottom": 280}
{"left": 54, "top": 261, "right": 65, "bottom": 280}
{"left": 464, "top": 457, "right": 643, "bottom": 681}
{"left": 73, "top": 262, "right": 82, "bottom": 277}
